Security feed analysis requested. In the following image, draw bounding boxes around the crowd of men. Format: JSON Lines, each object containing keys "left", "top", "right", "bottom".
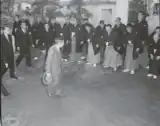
{"left": 1, "top": 11, "right": 160, "bottom": 97}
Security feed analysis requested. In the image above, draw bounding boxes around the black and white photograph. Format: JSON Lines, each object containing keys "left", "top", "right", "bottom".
{"left": 1, "top": 0, "right": 160, "bottom": 126}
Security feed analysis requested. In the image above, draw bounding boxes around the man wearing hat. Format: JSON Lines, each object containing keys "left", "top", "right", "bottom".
{"left": 95, "top": 20, "right": 106, "bottom": 63}
{"left": 1, "top": 24, "right": 19, "bottom": 79}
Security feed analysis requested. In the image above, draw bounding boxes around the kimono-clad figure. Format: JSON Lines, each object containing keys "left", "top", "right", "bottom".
{"left": 62, "top": 18, "right": 74, "bottom": 61}
{"left": 42, "top": 23, "right": 55, "bottom": 61}
{"left": 50, "top": 17, "right": 62, "bottom": 38}
{"left": 85, "top": 23, "right": 100, "bottom": 67}
{"left": 69, "top": 19, "right": 83, "bottom": 62}
{"left": 15, "top": 21, "right": 32, "bottom": 68}
{"left": 123, "top": 24, "right": 140, "bottom": 74}
{"left": 44, "top": 38, "right": 64, "bottom": 97}
{"left": 147, "top": 33, "right": 160, "bottom": 79}
{"left": 95, "top": 20, "right": 106, "bottom": 63}
{"left": 12, "top": 15, "right": 20, "bottom": 52}
{"left": 80, "top": 18, "right": 93, "bottom": 60}
{"left": 103, "top": 24, "right": 122, "bottom": 71}
{"left": 135, "top": 11, "right": 149, "bottom": 68}
{"left": 113, "top": 17, "right": 127, "bottom": 67}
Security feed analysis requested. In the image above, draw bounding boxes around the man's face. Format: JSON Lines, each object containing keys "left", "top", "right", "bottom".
{"left": 155, "top": 29, "right": 160, "bottom": 35}
{"left": 51, "top": 18, "right": 56, "bottom": 24}
{"left": 21, "top": 23, "right": 26, "bottom": 29}
{"left": 138, "top": 13, "right": 144, "bottom": 21}
{"left": 85, "top": 26, "right": 91, "bottom": 32}
{"left": 45, "top": 17, "right": 49, "bottom": 22}
{"left": 106, "top": 26, "right": 111, "bottom": 32}
{"left": 4, "top": 27, "right": 10, "bottom": 34}
{"left": 126, "top": 27, "right": 132, "bottom": 33}
{"left": 57, "top": 40, "right": 64, "bottom": 48}
{"left": 15, "top": 16, "right": 19, "bottom": 22}
{"left": 100, "top": 23, "right": 104, "bottom": 28}
{"left": 44, "top": 24, "right": 49, "bottom": 29}
{"left": 153, "top": 34, "right": 159, "bottom": 42}
{"left": 65, "top": 18, "right": 70, "bottom": 24}
{"left": 115, "top": 19, "right": 121, "bottom": 26}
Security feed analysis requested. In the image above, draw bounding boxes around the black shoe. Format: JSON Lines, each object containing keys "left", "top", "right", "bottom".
{"left": 3, "top": 92, "right": 10, "bottom": 96}
{"left": 10, "top": 75, "right": 19, "bottom": 80}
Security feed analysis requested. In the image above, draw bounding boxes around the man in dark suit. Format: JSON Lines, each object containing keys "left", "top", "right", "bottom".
{"left": 96, "top": 20, "right": 106, "bottom": 63}
{"left": 1, "top": 25, "right": 18, "bottom": 79}
{"left": 15, "top": 21, "right": 32, "bottom": 67}
{"left": 62, "top": 17, "right": 74, "bottom": 61}
{"left": 1, "top": 26, "right": 10, "bottom": 96}
{"left": 50, "top": 17, "right": 62, "bottom": 39}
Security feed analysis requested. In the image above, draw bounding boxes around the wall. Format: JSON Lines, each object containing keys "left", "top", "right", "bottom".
{"left": 84, "top": 3, "right": 116, "bottom": 27}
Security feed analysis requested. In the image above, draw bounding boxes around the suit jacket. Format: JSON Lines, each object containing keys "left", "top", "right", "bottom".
{"left": 45, "top": 45, "right": 62, "bottom": 76}
{"left": 95, "top": 25, "right": 106, "bottom": 46}
{"left": 63, "top": 23, "right": 74, "bottom": 41}
{"left": 50, "top": 22, "right": 62, "bottom": 38}
{"left": 16, "top": 28, "right": 31, "bottom": 54}
{"left": 1, "top": 34, "right": 14, "bottom": 62}
{"left": 42, "top": 29, "right": 55, "bottom": 47}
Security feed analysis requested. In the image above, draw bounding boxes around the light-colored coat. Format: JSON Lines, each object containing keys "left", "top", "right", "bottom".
{"left": 45, "top": 45, "right": 62, "bottom": 77}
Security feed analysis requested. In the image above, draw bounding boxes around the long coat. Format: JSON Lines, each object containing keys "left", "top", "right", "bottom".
{"left": 16, "top": 28, "right": 31, "bottom": 54}
{"left": 124, "top": 31, "right": 141, "bottom": 60}
{"left": 71, "top": 24, "right": 83, "bottom": 53}
{"left": 45, "top": 45, "right": 62, "bottom": 76}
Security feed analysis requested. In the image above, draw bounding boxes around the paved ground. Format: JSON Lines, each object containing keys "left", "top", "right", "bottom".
{"left": 1, "top": 50, "right": 160, "bottom": 126}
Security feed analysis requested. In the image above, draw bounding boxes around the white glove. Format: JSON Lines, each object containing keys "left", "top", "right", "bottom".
{"left": 80, "top": 41, "right": 84, "bottom": 44}
{"left": 5, "top": 63, "right": 8, "bottom": 68}
{"left": 156, "top": 56, "right": 160, "bottom": 60}
{"left": 128, "top": 40, "right": 132, "bottom": 44}
{"left": 106, "top": 42, "right": 109, "bottom": 46}
{"left": 96, "top": 44, "right": 99, "bottom": 48}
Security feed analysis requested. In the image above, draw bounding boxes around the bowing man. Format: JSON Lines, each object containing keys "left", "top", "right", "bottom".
{"left": 16, "top": 21, "right": 32, "bottom": 68}
{"left": 1, "top": 25, "right": 19, "bottom": 79}
{"left": 147, "top": 33, "right": 160, "bottom": 79}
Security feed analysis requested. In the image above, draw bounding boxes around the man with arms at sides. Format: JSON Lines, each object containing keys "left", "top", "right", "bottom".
{"left": 50, "top": 17, "right": 62, "bottom": 39}
{"left": 95, "top": 20, "right": 106, "bottom": 63}
{"left": 15, "top": 21, "right": 32, "bottom": 68}
{"left": 44, "top": 37, "right": 65, "bottom": 97}
{"left": 1, "top": 25, "right": 19, "bottom": 79}
{"left": 135, "top": 11, "right": 149, "bottom": 68}
{"left": 62, "top": 17, "right": 74, "bottom": 61}
{"left": 1, "top": 26, "right": 10, "bottom": 96}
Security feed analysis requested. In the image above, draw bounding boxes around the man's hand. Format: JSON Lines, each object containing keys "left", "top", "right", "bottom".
{"left": 17, "top": 47, "right": 20, "bottom": 51}
{"left": 128, "top": 40, "right": 132, "bottom": 44}
{"left": 136, "top": 48, "right": 140, "bottom": 52}
{"left": 32, "top": 44, "right": 35, "bottom": 48}
{"left": 117, "top": 46, "right": 121, "bottom": 50}
{"left": 106, "top": 42, "right": 109, "bottom": 46}
{"left": 150, "top": 54, "right": 154, "bottom": 60}
{"left": 66, "top": 40, "right": 69, "bottom": 44}
{"left": 156, "top": 56, "right": 160, "bottom": 60}
{"left": 96, "top": 44, "right": 99, "bottom": 48}
{"left": 5, "top": 63, "right": 8, "bottom": 68}
{"left": 80, "top": 41, "right": 84, "bottom": 45}
{"left": 36, "top": 40, "right": 39, "bottom": 45}
{"left": 142, "top": 41, "right": 145, "bottom": 45}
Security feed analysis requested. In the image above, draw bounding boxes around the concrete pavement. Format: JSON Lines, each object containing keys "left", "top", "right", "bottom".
{"left": 1, "top": 51, "right": 160, "bottom": 126}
